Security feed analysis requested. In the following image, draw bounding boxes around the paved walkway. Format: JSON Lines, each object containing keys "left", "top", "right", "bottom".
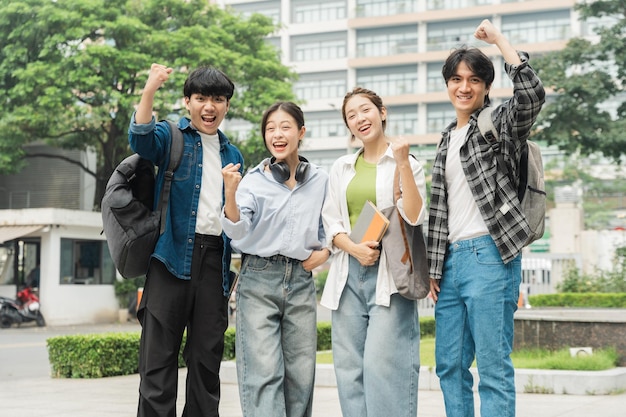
{"left": 1, "top": 368, "right": 625, "bottom": 416}
{"left": 1, "top": 322, "right": 625, "bottom": 416}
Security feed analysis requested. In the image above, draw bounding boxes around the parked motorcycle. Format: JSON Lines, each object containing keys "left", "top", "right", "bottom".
{"left": 0, "top": 286, "right": 46, "bottom": 328}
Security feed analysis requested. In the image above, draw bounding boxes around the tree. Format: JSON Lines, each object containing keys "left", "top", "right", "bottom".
{"left": 0, "top": 0, "right": 296, "bottom": 208}
{"left": 533, "top": 0, "right": 626, "bottom": 163}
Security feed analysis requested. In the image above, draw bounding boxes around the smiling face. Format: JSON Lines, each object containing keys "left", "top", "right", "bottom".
{"left": 343, "top": 94, "right": 387, "bottom": 145}
{"left": 263, "top": 108, "right": 305, "bottom": 163}
{"left": 446, "top": 61, "right": 490, "bottom": 118}
{"left": 184, "top": 94, "right": 230, "bottom": 135}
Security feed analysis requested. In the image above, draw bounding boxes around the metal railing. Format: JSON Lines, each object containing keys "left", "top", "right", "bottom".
{"left": 417, "top": 253, "right": 583, "bottom": 316}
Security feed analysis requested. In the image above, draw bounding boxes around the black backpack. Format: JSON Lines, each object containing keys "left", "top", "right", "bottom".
{"left": 477, "top": 108, "right": 546, "bottom": 246}
{"left": 101, "top": 121, "right": 184, "bottom": 278}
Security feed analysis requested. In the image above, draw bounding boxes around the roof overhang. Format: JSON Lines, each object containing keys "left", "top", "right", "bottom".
{"left": 0, "top": 225, "right": 44, "bottom": 244}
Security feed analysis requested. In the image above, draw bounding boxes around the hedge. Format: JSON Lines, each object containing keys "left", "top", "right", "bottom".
{"left": 48, "top": 328, "right": 236, "bottom": 378}
{"left": 528, "top": 293, "right": 626, "bottom": 308}
{"left": 47, "top": 318, "right": 436, "bottom": 379}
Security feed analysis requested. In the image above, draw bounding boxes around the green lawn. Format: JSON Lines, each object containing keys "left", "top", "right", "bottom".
{"left": 316, "top": 337, "right": 618, "bottom": 371}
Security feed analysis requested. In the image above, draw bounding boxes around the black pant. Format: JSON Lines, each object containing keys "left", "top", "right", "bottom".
{"left": 137, "top": 234, "right": 227, "bottom": 417}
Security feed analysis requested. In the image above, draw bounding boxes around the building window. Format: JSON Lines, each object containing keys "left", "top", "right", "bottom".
{"left": 427, "top": 62, "right": 444, "bottom": 92}
{"left": 223, "top": 118, "right": 254, "bottom": 142}
{"left": 293, "top": 0, "right": 347, "bottom": 23}
{"left": 59, "top": 239, "right": 116, "bottom": 285}
{"left": 356, "top": 25, "right": 418, "bottom": 58}
{"left": 228, "top": 1, "right": 281, "bottom": 25}
{"left": 582, "top": 15, "right": 620, "bottom": 37}
{"left": 427, "top": 0, "right": 491, "bottom": 11}
{"left": 292, "top": 33, "right": 347, "bottom": 61}
{"left": 294, "top": 72, "right": 347, "bottom": 101}
{"left": 427, "top": 19, "right": 486, "bottom": 51}
{"left": 356, "top": 65, "right": 417, "bottom": 97}
{"left": 305, "top": 112, "right": 347, "bottom": 138}
{"left": 427, "top": 103, "right": 456, "bottom": 133}
{"left": 386, "top": 105, "right": 418, "bottom": 136}
{"left": 355, "top": 0, "right": 417, "bottom": 18}
{"left": 502, "top": 11, "right": 571, "bottom": 44}
{"left": 499, "top": 66, "right": 513, "bottom": 89}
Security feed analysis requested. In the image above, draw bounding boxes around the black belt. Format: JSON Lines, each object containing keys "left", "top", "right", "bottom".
{"left": 194, "top": 233, "right": 222, "bottom": 246}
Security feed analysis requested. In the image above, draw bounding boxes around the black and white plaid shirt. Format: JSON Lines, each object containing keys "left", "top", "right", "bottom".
{"left": 427, "top": 52, "right": 546, "bottom": 280}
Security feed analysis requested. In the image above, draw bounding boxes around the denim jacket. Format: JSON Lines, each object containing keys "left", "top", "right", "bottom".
{"left": 128, "top": 114, "right": 244, "bottom": 295}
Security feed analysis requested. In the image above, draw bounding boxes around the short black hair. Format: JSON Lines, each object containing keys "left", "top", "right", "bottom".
{"left": 183, "top": 67, "right": 235, "bottom": 100}
{"left": 442, "top": 46, "right": 494, "bottom": 102}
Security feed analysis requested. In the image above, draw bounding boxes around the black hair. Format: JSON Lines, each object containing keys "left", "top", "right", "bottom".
{"left": 183, "top": 67, "right": 235, "bottom": 100}
{"left": 442, "top": 46, "right": 494, "bottom": 103}
{"left": 261, "top": 101, "right": 305, "bottom": 142}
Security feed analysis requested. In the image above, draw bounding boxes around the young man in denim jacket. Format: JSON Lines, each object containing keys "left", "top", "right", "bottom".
{"left": 129, "top": 63, "right": 244, "bottom": 417}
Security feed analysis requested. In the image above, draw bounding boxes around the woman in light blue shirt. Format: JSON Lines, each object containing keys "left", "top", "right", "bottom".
{"left": 221, "top": 101, "right": 329, "bottom": 417}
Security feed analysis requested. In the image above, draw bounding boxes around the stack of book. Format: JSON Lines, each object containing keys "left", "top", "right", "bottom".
{"left": 349, "top": 200, "right": 390, "bottom": 243}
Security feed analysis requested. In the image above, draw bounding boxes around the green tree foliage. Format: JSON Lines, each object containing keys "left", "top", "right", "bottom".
{"left": 0, "top": 0, "right": 296, "bottom": 208}
{"left": 533, "top": 0, "right": 626, "bottom": 163}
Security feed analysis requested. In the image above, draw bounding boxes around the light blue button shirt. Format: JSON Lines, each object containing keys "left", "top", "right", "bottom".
{"left": 221, "top": 158, "right": 328, "bottom": 261}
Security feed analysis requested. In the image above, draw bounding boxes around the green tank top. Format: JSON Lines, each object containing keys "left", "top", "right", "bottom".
{"left": 347, "top": 154, "right": 377, "bottom": 228}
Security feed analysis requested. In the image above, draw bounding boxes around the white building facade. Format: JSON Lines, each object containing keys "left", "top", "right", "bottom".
{"left": 217, "top": 0, "right": 585, "bottom": 170}
{"left": 0, "top": 209, "right": 119, "bottom": 326}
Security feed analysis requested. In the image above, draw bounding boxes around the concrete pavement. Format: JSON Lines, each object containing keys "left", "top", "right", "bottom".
{"left": 1, "top": 322, "right": 625, "bottom": 416}
{"left": 2, "top": 367, "right": 626, "bottom": 417}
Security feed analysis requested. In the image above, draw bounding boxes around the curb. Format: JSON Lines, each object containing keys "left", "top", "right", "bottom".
{"left": 219, "top": 362, "right": 626, "bottom": 395}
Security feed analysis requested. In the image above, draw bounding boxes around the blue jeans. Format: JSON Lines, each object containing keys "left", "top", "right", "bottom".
{"left": 435, "top": 235, "right": 521, "bottom": 417}
{"left": 332, "top": 256, "right": 420, "bottom": 417}
{"left": 235, "top": 254, "right": 317, "bottom": 417}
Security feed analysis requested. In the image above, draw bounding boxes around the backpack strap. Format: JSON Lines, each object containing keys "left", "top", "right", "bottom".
{"left": 477, "top": 107, "right": 498, "bottom": 142}
{"left": 478, "top": 107, "right": 528, "bottom": 203}
{"left": 157, "top": 120, "right": 184, "bottom": 234}
{"left": 478, "top": 107, "right": 515, "bottom": 183}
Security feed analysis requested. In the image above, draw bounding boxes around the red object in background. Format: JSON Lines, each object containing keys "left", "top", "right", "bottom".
{"left": 17, "top": 286, "right": 40, "bottom": 306}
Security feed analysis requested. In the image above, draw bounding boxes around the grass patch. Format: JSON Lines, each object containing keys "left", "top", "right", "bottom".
{"left": 316, "top": 350, "right": 333, "bottom": 364}
{"left": 316, "top": 337, "right": 619, "bottom": 371}
{"left": 511, "top": 346, "right": 618, "bottom": 371}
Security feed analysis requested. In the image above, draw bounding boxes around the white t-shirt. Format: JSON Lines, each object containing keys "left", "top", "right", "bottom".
{"left": 195, "top": 132, "right": 223, "bottom": 236}
{"left": 445, "top": 124, "right": 489, "bottom": 243}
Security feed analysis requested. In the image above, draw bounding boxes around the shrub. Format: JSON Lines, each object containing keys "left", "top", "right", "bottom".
{"left": 420, "top": 316, "right": 435, "bottom": 337}
{"left": 47, "top": 319, "right": 434, "bottom": 378}
{"left": 48, "top": 332, "right": 141, "bottom": 378}
{"left": 223, "top": 327, "right": 236, "bottom": 360}
{"left": 113, "top": 277, "right": 145, "bottom": 309}
{"left": 314, "top": 270, "right": 328, "bottom": 299}
{"left": 528, "top": 292, "right": 626, "bottom": 307}
{"left": 557, "top": 246, "right": 626, "bottom": 293}
{"left": 317, "top": 321, "right": 331, "bottom": 351}
{"left": 48, "top": 327, "right": 237, "bottom": 378}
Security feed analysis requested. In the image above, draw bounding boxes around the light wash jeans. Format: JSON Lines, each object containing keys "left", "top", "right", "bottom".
{"left": 435, "top": 235, "right": 521, "bottom": 417}
{"left": 235, "top": 254, "right": 317, "bottom": 417}
{"left": 332, "top": 256, "right": 420, "bottom": 417}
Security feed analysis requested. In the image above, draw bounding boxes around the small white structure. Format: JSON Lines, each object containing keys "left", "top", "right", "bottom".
{"left": 0, "top": 208, "right": 118, "bottom": 325}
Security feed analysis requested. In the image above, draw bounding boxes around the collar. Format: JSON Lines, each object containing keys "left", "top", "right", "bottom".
{"left": 178, "top": 116, "right": 230, "bottom": 150}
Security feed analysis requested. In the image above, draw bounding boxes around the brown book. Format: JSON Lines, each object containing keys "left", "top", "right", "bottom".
{"left": 350, "top": 200, "right": 390, "bottom": 243}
